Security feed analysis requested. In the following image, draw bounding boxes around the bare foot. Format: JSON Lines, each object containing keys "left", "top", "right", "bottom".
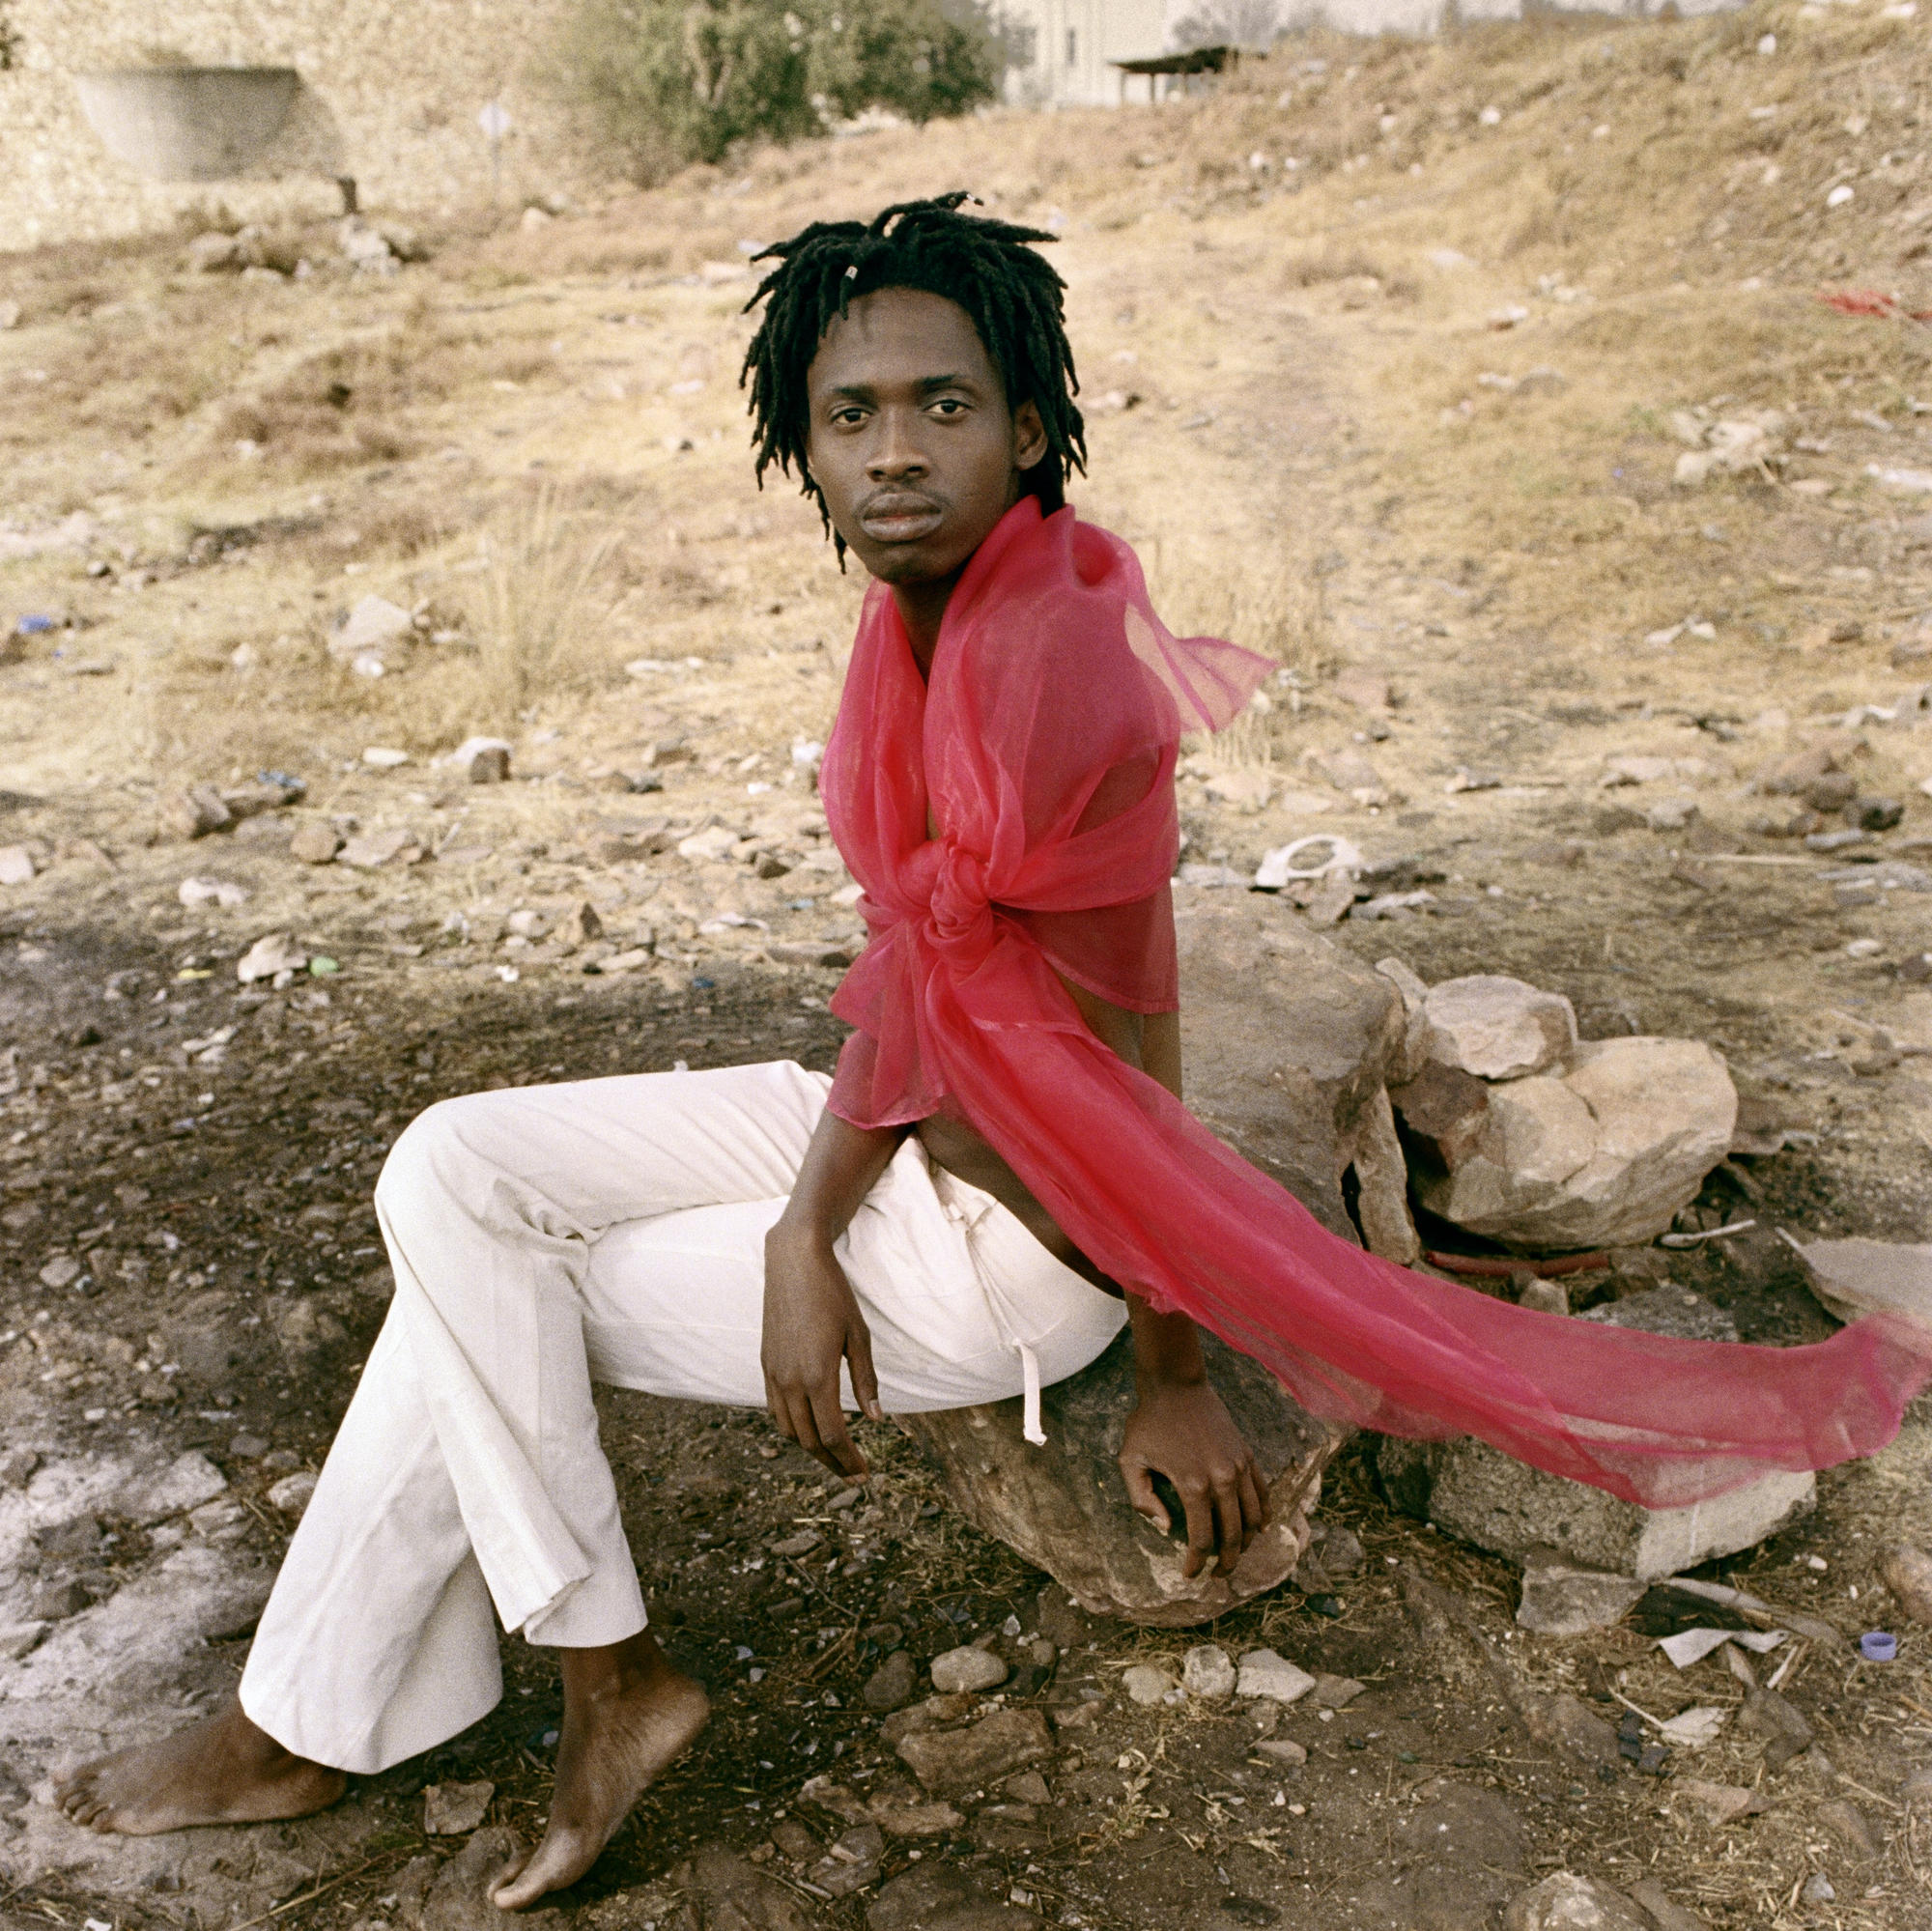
{"left": 491, "top": 1633, "right": 710, "bottom": 1911}
{"left": 54, "top": 1698, "right": 346, "bottom": 1834}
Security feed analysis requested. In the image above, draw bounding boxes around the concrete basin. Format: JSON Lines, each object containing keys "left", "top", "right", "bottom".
{"left": 74, "top": 67, "right": 300, "bottom": 181}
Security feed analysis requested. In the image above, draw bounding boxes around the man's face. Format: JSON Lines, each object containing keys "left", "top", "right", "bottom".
{"left": 803, "top": 287, "right": 1048, "bottom": 588}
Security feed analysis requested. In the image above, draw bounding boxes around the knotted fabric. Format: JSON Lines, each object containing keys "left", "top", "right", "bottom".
{"left": 822, "top": 498, "right": 1931, "bottom": 1507}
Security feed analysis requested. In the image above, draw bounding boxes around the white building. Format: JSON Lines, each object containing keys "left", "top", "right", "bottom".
{"left": 997, "top": 0, "right": 1177, "bottom": 109}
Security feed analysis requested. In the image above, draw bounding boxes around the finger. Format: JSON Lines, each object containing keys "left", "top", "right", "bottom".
{"left": 1211, "top": 1477, "right": 1244, "bottom": 1576}
{"left": 1179, "top": 1481, "right": 1216, "bottom": 1580}
{"left": 781, "top": 1387, "right": 821, "bottom": 1458}
{"left": 1118, "top": 1454, "right": 1170, "bottom": 1536}
{"left": 845, "top": 1319, "right": 884, "bottom": 1426}
{"left": 1239, "top": 1463, "right": 1269, "bottom": 1544}
{"left": 808, "top": 1379, "right": 868, "bottom": 1479}
{"left": 765, "top": 1376, "right": 798, "bottom": 1443}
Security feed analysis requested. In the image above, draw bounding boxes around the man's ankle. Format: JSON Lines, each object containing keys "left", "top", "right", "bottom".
{"left": 560, "top": 1633, "right": 669, "bottom": 1701}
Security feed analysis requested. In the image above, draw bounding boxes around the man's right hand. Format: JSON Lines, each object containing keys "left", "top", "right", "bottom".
{"left": 761, "top": 1223, "right": 882, "bottom": 1479}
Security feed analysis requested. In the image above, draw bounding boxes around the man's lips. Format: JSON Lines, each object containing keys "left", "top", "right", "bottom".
{"left": 859, "top": 495, "right": 945, "bottom": 542}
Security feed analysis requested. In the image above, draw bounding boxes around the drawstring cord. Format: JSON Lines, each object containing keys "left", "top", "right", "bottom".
{"left": 939, "top": 1179, "right": 1049, "bottom": 1448}
{"left": 1016, "top": 1341, "right": 1045, "bottom": 1448}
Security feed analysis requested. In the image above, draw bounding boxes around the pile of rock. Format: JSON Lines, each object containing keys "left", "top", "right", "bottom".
{"left": 1389, "top": 972, "right": 1737, "bottom": 1252}
{"left": 1669, "top": 406, "right": 1788, "bottom": 486}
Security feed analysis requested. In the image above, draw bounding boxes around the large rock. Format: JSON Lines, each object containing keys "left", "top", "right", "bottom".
{"left": 1177, "top": 899, "right": 1416, "bottom": 1258}
{"left": 1425, "top": 975, "right": 1577, "bottom": 1081}
{"left": 900, "top": 1327, "right": 1341, "bottom": 1627}
{"left": 1407, "top": 1036, "right": 1737, "bottom": 1252}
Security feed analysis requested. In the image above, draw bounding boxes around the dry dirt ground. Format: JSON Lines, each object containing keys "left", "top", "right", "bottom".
{"left": 3, "top": 6, "right": 1932, "bottom": 1929}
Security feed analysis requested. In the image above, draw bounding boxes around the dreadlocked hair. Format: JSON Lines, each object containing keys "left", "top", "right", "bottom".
{"left": 739, "top": 191, "right": 1087, "bottom": 559}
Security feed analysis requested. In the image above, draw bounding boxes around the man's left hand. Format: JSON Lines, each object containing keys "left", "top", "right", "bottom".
{"left": 1118, "top": 1377, "right": 1268, "bottom": 1578}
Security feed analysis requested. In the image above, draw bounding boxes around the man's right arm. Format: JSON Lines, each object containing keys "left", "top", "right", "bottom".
{"left": 762, "top": 1107, "right": 907, "bottom": 1477}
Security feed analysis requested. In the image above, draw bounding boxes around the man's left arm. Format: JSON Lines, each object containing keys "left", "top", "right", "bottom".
{"left": 1057, "top": 982, "right": 1268, "bottom": 1579}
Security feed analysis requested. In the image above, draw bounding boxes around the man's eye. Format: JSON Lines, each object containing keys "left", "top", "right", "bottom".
{"left": 832, "top": 408, "right": 867, "bottom": 426}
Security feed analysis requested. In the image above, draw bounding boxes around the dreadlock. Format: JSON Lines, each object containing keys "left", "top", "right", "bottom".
{"left": 740, "top": 191, "right": 1087, "bottom": 558}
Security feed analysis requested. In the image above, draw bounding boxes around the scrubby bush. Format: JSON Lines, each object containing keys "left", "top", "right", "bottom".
{"left": 556, "top": 0, "right": 999, "bottom": 180}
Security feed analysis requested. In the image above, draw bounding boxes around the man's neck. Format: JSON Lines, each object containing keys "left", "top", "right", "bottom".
{"left": 891, "top": 576, "right": 959, "bottom": 683}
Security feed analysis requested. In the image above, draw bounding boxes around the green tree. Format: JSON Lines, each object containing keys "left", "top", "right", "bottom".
{"left": 558, "top": 0, "right": 998, "bottom": 181}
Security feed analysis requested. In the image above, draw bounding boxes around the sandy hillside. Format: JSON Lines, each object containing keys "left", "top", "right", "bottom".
{"left": 1, "top": 5, "right": 1931, "bottom": 1928}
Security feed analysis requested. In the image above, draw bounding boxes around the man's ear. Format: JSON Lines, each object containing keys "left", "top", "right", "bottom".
{"left": 1011, "top": 398, "right": 1049, "bottom": 474}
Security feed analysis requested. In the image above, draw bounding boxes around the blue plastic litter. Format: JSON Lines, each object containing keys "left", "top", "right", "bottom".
{"left": 15, "top": 615, "right": 55, "bottom": 636}
{"left": 1861, "top": 1631, "right": 1898, "bottom": 1662}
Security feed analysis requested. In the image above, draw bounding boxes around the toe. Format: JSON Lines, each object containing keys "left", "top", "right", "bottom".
{"left": 488, "top": 1856, "right": 535, "bottom": 1911}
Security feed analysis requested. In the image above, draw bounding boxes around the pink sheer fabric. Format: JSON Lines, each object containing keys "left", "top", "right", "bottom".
{"left": 821, "top": 498, "right": 1932, "bottom": 1507}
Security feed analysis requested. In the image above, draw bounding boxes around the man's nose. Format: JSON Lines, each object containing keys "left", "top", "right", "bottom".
{"left": 867, "top": 410, "right": 927, "bottom": 478}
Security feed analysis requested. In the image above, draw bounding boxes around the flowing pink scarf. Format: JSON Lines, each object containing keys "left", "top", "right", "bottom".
{"left": 820, "top": 498, "right": 1931, "bottom": 1507}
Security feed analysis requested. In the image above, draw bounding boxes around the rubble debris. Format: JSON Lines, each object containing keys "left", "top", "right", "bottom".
{"left": 895, "top": 1707, "right": 1051, "bottom": 1794}
{"left": 1672, "top": 410, "right": 1787, "bottom": 486}
{"left": 1236, "top": 1649, "right": 1317, "bottom": 1702}
{"left": 1181, "top": 1643, "right": 1236, "bottom": 1699}
{"left": 929, "top": 1645, "right": 1008, "bottom": 1694}
{"left": 158, "top": 783, "right": 234, "bottom": 840}
{"left": 237, "top": 932, "right": 308, "bottom": 982}
{"left": 1501, "top": 1871, "right": 1653, "bottom": 1930}
{"left": 290, "top": 821, "right": 344, "bottom": 864}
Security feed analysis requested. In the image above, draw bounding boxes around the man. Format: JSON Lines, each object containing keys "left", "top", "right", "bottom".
{"left": 54, "top": 192, "right": 1930, "bottom": 1904}
{"left": 54, "top": 193, "right": 1271, "bottom": 1909}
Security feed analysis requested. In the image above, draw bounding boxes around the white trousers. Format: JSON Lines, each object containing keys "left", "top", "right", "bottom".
{"left": 237, "top": 1059, "right": 1126, "bottom": 1775}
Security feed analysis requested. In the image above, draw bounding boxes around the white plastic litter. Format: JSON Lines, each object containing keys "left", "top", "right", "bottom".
{"left": 1658, "top": 1627, "right": 1786, "bottom": 1668}
{"left": 1255, "top": 835, "right": 1365, "bottom": 889}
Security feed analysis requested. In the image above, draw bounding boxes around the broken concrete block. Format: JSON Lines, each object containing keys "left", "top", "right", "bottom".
{"left": 1384, "top": 1280, "right": 1813, "bottom": 1581}
{"left": 1378, "top": 1430, "right": 1813, "bottom": 1583}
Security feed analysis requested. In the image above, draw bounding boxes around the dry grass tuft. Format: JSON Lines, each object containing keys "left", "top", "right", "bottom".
{"left": 462, "top": 482, "right": 635, "bottom": 720}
